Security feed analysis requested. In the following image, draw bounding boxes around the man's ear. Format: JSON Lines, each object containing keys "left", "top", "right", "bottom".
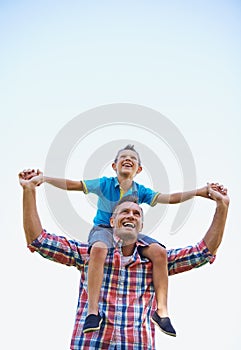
{"left": 112, "top": 162, "right": 117, "bottom": 172}
{"left": 110, "top": 217, "right": 114, "bottom": 227}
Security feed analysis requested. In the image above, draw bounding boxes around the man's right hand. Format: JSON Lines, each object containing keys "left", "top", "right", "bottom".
{"left": 18, "top": 169, "right": 44, "bottom": 188}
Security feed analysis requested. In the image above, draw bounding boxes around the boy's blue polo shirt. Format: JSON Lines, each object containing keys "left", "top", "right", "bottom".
{"left": 82, "top": 176, "right": 159, "bottom": 226}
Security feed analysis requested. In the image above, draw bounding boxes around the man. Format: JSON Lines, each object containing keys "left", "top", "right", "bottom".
{"left": 19, "top": 171, "right": 229, "bottom": 350}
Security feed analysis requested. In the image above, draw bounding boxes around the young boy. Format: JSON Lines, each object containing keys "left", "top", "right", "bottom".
{"left": 27, "top": 145, "right": 209, "bottom": 337}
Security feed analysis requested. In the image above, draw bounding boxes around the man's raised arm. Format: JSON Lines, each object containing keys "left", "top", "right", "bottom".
{"left": 203, "top": 183, "right": 229, "bottom": 255}
{"left": 19, "top": 171, "right": 43, "bottom": 244}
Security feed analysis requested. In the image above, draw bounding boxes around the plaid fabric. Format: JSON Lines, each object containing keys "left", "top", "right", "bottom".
{"left": 28, "top": 230, "right": 215, "bottom": 350}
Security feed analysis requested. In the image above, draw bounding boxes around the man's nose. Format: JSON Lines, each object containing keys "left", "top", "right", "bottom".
{"left": 126, "top": 211, "right": 135, "bottom": 219}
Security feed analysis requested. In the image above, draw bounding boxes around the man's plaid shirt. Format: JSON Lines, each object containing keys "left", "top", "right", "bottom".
{"left": 28, "top": 230, "right": 215, "bottom": 350}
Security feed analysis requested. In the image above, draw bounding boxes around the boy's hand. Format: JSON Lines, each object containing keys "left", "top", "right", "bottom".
{"left": 18, "top": 169, "right": 44, "bottom": 188}
{"left": 198, "top": 183, "right": 227, "bottom": 199}
{"left": 23, "top": 169, "right": 44, "bottom": 184}
{"left": 207, "top": 183, "right": 229, "bottom": 206}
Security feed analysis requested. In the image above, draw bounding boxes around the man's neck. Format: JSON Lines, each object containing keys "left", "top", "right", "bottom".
{"left": 121, "top": 242, "right": 136, "bottom": 256}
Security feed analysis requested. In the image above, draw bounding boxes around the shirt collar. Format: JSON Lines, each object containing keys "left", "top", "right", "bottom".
{"left": 113, "top": 177, "right": 138, "bottom": 193}
{"left": 113, "top": 237, "right": 149, "bottom": 264}
{"left": 114, "top": 177, "right": 119, "bottom": 188}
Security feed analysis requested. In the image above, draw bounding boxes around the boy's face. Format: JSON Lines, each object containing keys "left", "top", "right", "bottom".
{"left": 112, "top": 150, "right": 142, "bottom": 177}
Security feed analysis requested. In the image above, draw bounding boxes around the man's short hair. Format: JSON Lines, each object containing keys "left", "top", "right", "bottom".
{"left": 114, "top": 144, "right": 141, "bottom": 166}
{"left": 112, "top": 195, "right": 144, "bottom": 220}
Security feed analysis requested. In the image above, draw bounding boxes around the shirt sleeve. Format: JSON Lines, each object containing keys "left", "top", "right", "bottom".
{"left": 138, "top": 184, "right": 160, "bottom": 207}
{"left": 82, "top": 177, "right": 103, "bottom": 195}
{"left": 28, "top": 230, "right": 89, "bottom": 270}
{"left": 167, "top": 239, "right": 216, "bottom": 276}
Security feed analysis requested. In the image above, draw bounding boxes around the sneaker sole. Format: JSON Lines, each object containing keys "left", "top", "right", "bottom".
{"left": 151, "top": 317, "right": 176, "bottom": 337}
{"left": 83, "top": 318, "right": 103, "bottom": 334}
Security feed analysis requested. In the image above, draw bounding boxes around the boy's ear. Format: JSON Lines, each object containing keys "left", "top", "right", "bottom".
{"left": 136, "top": 166, "right": 142, "bottom": 174}
{"left": 112, "top": 162, "right": 117, "bottom": 172}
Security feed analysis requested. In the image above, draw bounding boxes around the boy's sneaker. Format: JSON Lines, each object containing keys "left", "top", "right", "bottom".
{"left": 83, "top": 312, "right": 103, "bottom": 333}
{"left": 151, "top": 311, "right": 176, "bottom": 337}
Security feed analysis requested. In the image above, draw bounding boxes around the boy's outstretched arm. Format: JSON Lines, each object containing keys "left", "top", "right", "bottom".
{"left": 156, "top": 183, "right": 221, "bottom": 204}
{"left": 21, "top": 169, "right": 83, "bottom": 191}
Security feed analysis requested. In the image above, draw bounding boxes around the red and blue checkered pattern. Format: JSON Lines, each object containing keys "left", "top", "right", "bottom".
{"left": 28, "top": 230, "right": 215, "bottom": 349}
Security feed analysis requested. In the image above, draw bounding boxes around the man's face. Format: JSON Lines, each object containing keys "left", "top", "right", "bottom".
{"left": 110, "top": 201, "right": 143, "bottom": 243}
{"left": 112, "top": 150, "right": 142, "bottom": 177}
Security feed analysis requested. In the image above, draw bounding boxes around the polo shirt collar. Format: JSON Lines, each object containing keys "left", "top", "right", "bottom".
{"left": 113, "top": 177, "right": 138, "bottom": 194}
{"left": 114, "top": 177, "right": 120, "bottom": 188}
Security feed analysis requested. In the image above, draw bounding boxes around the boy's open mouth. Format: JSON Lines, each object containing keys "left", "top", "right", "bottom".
{"left": 122, "top": 161, "right": 133, "bottom": 168}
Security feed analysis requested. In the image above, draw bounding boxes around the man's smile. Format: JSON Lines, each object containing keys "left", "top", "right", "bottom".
{"left": 122, "top": 222, "right": 135, "bottom": 228}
